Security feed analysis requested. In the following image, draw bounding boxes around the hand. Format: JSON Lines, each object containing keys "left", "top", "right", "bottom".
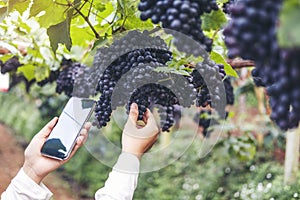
{"left": 22, "top": 117, "right": 91, "bottom": 184}
{"left": 122, "top": 103, "right": 160, "bottom": 159}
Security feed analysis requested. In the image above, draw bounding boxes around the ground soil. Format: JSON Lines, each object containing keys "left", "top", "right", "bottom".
{"left": 0, "top": 123, "right": 79, "bottom": 200}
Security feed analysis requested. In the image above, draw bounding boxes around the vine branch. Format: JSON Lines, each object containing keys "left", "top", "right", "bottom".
{"left": 73, "top": 6, "right": 100, "bottom": 39}
{"left": 227, "top": 59, "right": 255, "bottom": 69}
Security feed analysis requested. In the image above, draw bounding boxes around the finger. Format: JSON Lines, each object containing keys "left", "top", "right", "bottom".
{"left": 142, "top": 109, "right": 150, "bottom": 124}
{"left": 144, "top": 109, "right": 157, "bottom": 127}
{"left": 128, "top": 103, "right": 139, "bottom": 125}
{"left": 84, "top": 122, "right": 92, "bottom": 130}
{"left": 37, "top": 117, "right": 58, "bottom": 138}
{"left": 77, "top": 128, "right": 88, "bottom": 145}
{"left": 76, "top": 136, "right": 85, "bottom": 146}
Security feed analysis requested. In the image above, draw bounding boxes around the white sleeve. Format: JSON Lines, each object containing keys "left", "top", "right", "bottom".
{"left": 95, "top": 152, "right": 140, "bottom": 200}
{"left": 1, "top": 168, "right": 53, "bottom": 200}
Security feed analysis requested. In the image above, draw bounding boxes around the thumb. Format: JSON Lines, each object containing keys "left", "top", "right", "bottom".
{"left": 127, "top": 103, "right": 139, "bottom": 126}
{"left": 37, "top": 117, "right": 58, "bottom": 138}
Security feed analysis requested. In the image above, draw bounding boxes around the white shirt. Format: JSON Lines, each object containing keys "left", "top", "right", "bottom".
{"left": 1, "top": 153, "right": 140, "bottom": 200}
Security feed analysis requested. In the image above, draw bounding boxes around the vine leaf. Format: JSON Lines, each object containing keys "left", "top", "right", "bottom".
{"left": 278, "top": 0, "right": 300, "bottom": 48}
{"left": 30, "top": 0, "right": 67, "bottom": 28}
{"left": 210, "top": 51, "right": 238, "bottom": 77}
{"left": 34, "top": 65, "right": 49, "bottom": 81}
{"left": 18, "top": 64, "right": 35, "bottom": 81}
{"left": 201, "top": 9, "right": 227, "bottom": 31}
{"left": 8, "top": 0, "right": 30, "bottom": 14}
{"left": 47, "top": 18, "right": 72, "bottom": 52}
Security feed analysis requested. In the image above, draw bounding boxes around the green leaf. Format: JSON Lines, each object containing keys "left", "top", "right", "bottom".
{"left": 278, "top": 0, "right": 300, "bottom": 48}
{"left": 8, "top": 0, "right": 30, "bottom": 14}
{"left": 18, "top": 64, "right": 35, "bottom": 81}
{"left": 94, "top": 2, "right": 106, "bottom": 12}
{"left": 30, "top": 0, "right": 67, "bottom": 28}
{"left": 70, "top": 24, "right": 94, "bottom": 47}
{"left": 34, "top": 65, "right": 49, "bottom": 81}
{"left": 210, "top": 51, "right": 238, "bottom": 77}
{"left": 47, "top": 18, "right": 72, "bottom": 52}
{"left": 0, "top": 54, "right": 14, "bottom": 62}
{"left": 201, "top": 9, "right": 227, "bottom": 31}
{"left": 124, "top": 15, "right": 154, "bottom": 30}
{"left": 217, "top": 0, "right": 229, "bottom": 3}
{"left": 95, "top": 2, "right": 114, "bottom": 25}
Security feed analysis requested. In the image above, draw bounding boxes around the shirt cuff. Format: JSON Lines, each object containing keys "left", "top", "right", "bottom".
{"left": 11, "top": 168, "right": 53, "bottom": 199}
{"left": 94, "top": 153, "right": 140, "bottom": 200}
{"left": 113, "top": 152, "right": 140, "bottom": 174}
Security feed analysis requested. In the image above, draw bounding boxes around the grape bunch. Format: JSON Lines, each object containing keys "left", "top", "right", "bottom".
{"left": 190, "top": 62, "right": 234, "bottom": 136}
{"left": 92, "top": 30, "right": 174, "bottom": 128}
{"left": 93, "top": 48, "right": 173, "bottom": 128}
{"left": 0, "top": 56, "right": 22, "bottom": 74}
{"left": 189, "top": 61, "right": 226, "bottom": 110}
{"left": 223, "top": 0, "right": 300, "bottom": 130}
{"left": 127, "top": 83, "right": 179, "bottom": 132}
{"left": 55, "top": 59, "right": 90, "bottom": 97}
{"left": 267, "top": 50, "right": 300, "bottom": 130}
{"left": 223, "top": 0, "right": 281, "bottom": 60}
{"left": 138, "top": 0, "right": 218, "bottom": 53}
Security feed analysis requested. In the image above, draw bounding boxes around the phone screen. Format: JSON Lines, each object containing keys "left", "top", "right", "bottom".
{"left": 41, "top": 97, "right": 95, "bottom": 160}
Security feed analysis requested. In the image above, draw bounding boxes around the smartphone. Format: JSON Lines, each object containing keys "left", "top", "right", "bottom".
{"left": 41, "top": 97, "right": 95, "bottom": 160}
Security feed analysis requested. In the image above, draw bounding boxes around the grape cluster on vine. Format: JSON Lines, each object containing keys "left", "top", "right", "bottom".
{"left": 223, "top": 0, "right": 300, "bottom": 130}
{"left": 93, "top": 45, "right": 174, "bottom": 128}
{"left": 0, "top": 56, "right": 22, "bottom": 74}
{"left": 190, "top": 63, "right": 234, "bottom": 136}
{"left": 55, "top": 59, "right": 90, "bottom": 98}
{"left": 128, "top": 83, "right": 179, "bottom": 132}
{"left": 138, "top": 0, "right": 218, "bottom": 53}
